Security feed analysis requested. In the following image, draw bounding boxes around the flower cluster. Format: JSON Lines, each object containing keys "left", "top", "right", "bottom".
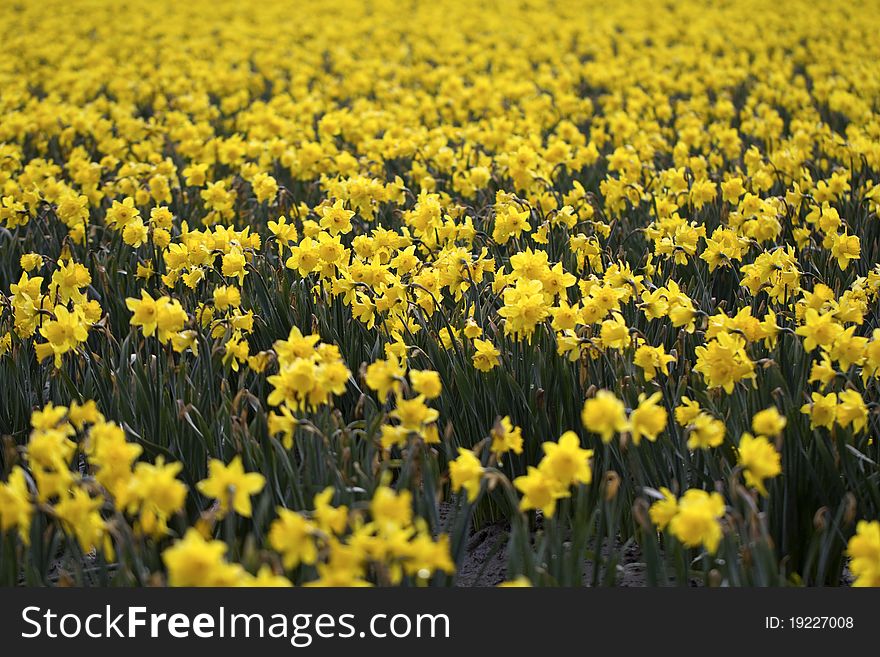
{"left": 1, "top": 0, "right": 879, "bottom": 587}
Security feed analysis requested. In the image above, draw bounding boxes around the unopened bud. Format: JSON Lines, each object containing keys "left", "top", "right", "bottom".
{"left": 604, "top": 470, "right": 620, "bottom": 501}
{"left": 813, "top": 506, "right": 829, "bottom": 532}
{"left": 843, "top": 493, "right": 857, "bottom": 525}
{"left": 632, "top": 498, "right": 650, "bottom": 529}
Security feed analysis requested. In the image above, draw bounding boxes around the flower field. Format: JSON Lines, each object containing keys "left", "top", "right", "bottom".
{"left": 1, "top": 0, "right": 880, "bottom": 587}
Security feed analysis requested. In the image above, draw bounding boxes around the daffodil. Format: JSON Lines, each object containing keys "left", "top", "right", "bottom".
{"left": 737, "top": 433, "right": 781, "bottom": 496}
{"left": 196, "top": 456, "right": 266, "bottom": 518}
{"left": 668, "top": 489, "right": 726, "bottom": 554}
{"left": 581, "top": 390, "right": 629, "bottom": 443}
{"left": 448, "top": 448, "right": 484, "bottom": 502}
